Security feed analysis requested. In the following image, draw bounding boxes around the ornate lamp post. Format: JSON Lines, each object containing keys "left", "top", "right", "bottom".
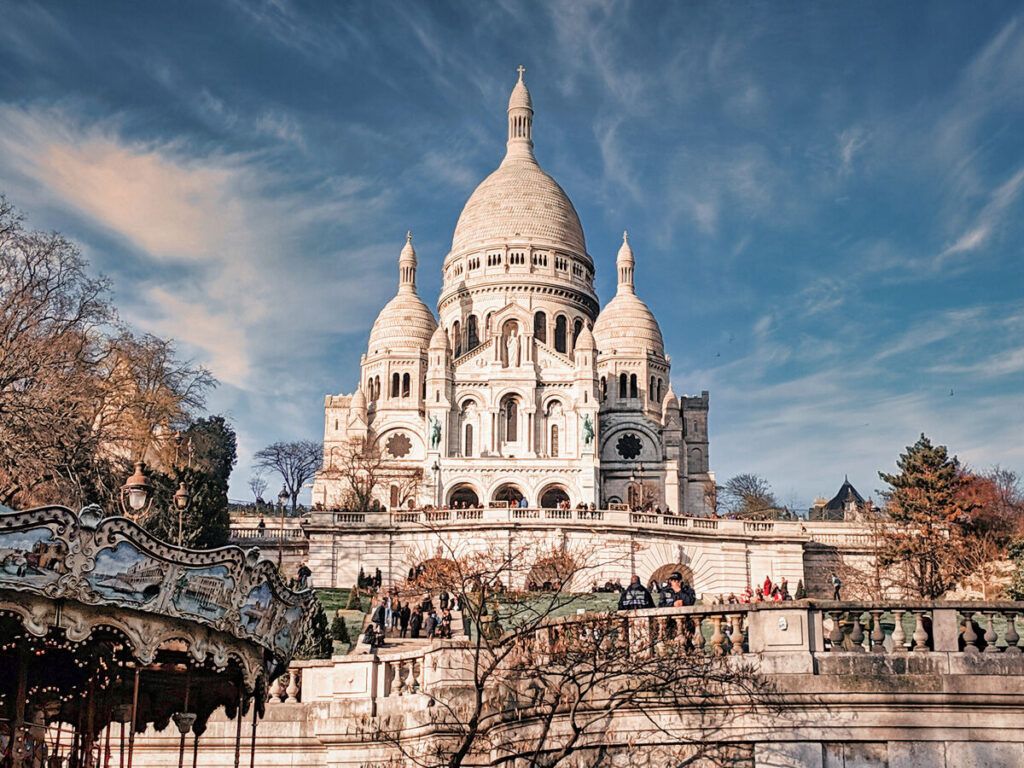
{"left": 173, "top": 482, "right": 191, "bottom": 547}
{"left": 432, "top": 460, "right": 441, "bottom": 508}
{"left": 277, "top": 486, "right": 289, "bottom": 568}
{"left": 629, "top": 467, "right": 638, "bottom": 509}
{"left": 120, "top": 461, "right": 154, "bottom": 521}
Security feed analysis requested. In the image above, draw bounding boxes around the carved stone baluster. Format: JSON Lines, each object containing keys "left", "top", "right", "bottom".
{"left": 869, "top": 610, "right": 885, "bottom": 654}
{"left": 394, "top": 660, "right": 406, "bottom": 696}
{"left": 406, "top": 657, "right": 419, "bottom": 693}
{"left": 911, "top": 611, "right": 929, "bottom": 653}
{"left": 849, "top": 612, "right": 865, "bottom": 652}
{"left": 285, "top": 668, "right": 300, "bottom": 702}
{"left": 729, "top": 613, "right": 745, "bottom": 655}
{"left": 962, "top": 613, "right": 980, "bottom": 654}
{"left": 268, "top": 675, "right": 284, "bottom": 703}
{"left": 1005, "top": 613, "right": 1021, "bottom": 655}
{"left": 692, "top": 616, "right": 705, "bottom": 654}
{"left": 891, "top": 610, "right": 907, "bottom": 653}
{"left": 828, "top": 611, "right": 845, "bottom": 652}
{"left": 983, "top": 612, "right": 1000, "bottom": 654}
{"left": 709, "top": 615, "right": 726, "bottom": 656}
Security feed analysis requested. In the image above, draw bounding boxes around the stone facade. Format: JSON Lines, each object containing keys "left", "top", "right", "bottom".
{"left": 313, "top": 69, "right": 712, "bottom": 516}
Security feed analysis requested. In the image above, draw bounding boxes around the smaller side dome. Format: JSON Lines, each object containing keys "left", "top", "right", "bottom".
{"left": 351, "top": 387, "right": 367, "bottom": 414}
{"left": 367, "top": 233, "right": 438, "bottom": 354}
{"left": 593, "top": 231, "right": 665, "bottom": 357}
{"left": 575, "top": 323, "right": 595, "bottom": 351}
{"left": 662, "top": 385, "right": 679, "bottom": 424}
{"left": 429, "top": 324, "right": 449, "bottom": 350}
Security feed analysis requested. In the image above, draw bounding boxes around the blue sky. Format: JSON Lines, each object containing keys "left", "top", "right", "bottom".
{"left": 1, "top": 1, "right": 1021, "bottom": 509}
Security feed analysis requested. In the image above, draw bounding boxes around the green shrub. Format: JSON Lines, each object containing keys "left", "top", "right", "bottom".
{"left": 330, "top": 614, "right": 350, "bottom": 644}
{"left": 344, "top": 586, "right": 362, "bottom": 611}
{"left": 795, "top": 579, "right": 807, "bottom": 600}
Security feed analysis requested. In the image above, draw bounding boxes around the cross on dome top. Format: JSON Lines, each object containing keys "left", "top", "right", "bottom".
{"left": 517, "top": 64, "right": 526, "bottom": 81}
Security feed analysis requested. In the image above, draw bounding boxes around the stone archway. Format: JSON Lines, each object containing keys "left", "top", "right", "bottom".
{"left": 539, "top": 484, "right": 570, "bottom": 509}
{"left": 448, "top": 484, "right": 480, "bottom": 508}
{"left": 647, "top": 563, "right": 695, "bottom": 591}
{"left": 492, "top": 483, "right": 525, "bottom": 507}
{"left": 526, "top": 552, "right": 577, "bottom": 592}
{"left": 408, "top": 557, "right": 461, "bottom": 590}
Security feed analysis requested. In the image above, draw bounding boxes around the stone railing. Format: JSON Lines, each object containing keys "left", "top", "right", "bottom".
{"left": 264, "top": 600, "right": 1024, "bottom": 712}
{"left": 229, "top": 526, "right": 305, "bottom": 542}
{"left": 302, "top": 507, "right": 870, "bottom": 543}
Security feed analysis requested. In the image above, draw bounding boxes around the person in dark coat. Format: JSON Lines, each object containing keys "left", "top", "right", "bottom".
{"left": 440, "top": 591, "right": 450, "bottom": 610}
{"left": 659, "top": 572, "right": 696, "bottom": 607}
{"left": 371, "top": 600, "right": 387, "bottom": 632}
{"left": 409, "top": 609, "right": 422, "bottom": 639}
{"left": 618, "top": 575, "right": 655, "bottom": 610}
{"left": 424, "top": 610, "right": 438, "bottom": 639}
{"left": 399, "top": 604, "right": 411, "bottom": 637}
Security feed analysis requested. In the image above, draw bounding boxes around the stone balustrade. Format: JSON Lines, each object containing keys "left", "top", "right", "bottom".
{"left": 229, "top": 526, "right": 305, "bottom": 541}
{"left": 264, "top": 600, "right": 1024, "bottom": 710}
{"left": 284, "top": 507, "right": 871, "bottom": 544}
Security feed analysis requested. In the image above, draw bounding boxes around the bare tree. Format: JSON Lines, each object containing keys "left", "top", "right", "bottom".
{"left": 0, "top": 196, "right": 213, "bottom": 509}
{"left": 376, "top": 534, "right": 775, "bottom": 767}
{"left": 719, "top": 473, "right": 778, "bottom": 518}
{"left": 325, "top": 437, "right": 423, "bottom": 512}
{"left": 248, "top": 471, "right": 268, "bottom": 504}
{"left": 253, "top": 439, "right": 322, "bottom": 512}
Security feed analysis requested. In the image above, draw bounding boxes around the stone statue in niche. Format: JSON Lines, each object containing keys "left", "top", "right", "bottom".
{"left": 429, "top": 416, "right": 442, "bottom": 449}
{"left": 505, "top": 329, "right": 520, "bottom": 367}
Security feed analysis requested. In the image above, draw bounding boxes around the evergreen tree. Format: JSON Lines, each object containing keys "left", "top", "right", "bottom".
{"left": 877, "top": 434, "right": 975, "bottom": 598}
{"left": 330, "top": 614, "right": 351, "bottom": 645}
{"left": 344, "top": 586, "right": 363, "bottom": 611}
{"left": 143, "top": 416, "right": 237, "bottom": 548}
{"left": 794, "top": 579, "right": 807, "bottom": 600}
{"left": 294, "top": 601, "right": 333, "bottom": 660}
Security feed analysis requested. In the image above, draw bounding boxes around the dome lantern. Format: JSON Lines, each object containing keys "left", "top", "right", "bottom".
{"left": 507, "top": 65, "right": 534, "bottom": 160}
{"left": 399, "top": 231, "right": 417, "bottom": 293}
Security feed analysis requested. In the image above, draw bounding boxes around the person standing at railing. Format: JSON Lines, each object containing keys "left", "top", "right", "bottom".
{"left": 399, "top": 603, "right": 410, "bottom": 637}
{"left": 831, "top": 573, "right": 842, "bottom": 600}
{"left": 256, "top": 515, "right": 266, "bottom": 537}
{"left": 409, "top": 608, "right": 422, "bottom": 639}
{"left": 296, "top": 562, "right": 312, "bottom": 590}
{"left": 659, "top": 572, "right": 696, "bottom": 607}
{"left": 618, "top": 575, "right": 654, "bottom": 610}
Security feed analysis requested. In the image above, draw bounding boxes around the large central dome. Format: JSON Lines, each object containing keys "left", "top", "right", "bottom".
{"left": 450, "top": 155, "right": 586, "bottom": 256}
{"left": 447, "top": 67, "right": 588, "bottom": 261}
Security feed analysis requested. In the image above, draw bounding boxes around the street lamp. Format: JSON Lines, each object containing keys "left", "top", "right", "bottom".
{"left": 173, "top": 482, "right": 191, "bottom": 547}
{"left": 629, "top": 467, "right": 637, "bottom": 509}
{"left": 431, "top": 460, "right": 441, "bottom": 508}
{"left": 277, "top": 486, "right": 289, "bottom": 568}
{"left": 120, "top": 461, "right": 153, "bottom": 520}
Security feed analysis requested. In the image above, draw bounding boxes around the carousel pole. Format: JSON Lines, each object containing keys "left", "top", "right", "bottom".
{"left": 11, "top": 641, "right": 28, "bottom": 768}
{"left": 83, "top": 679, "right": 97, "bottom": 768}
{"left": 190, "top": 732, "right": 199, "bottom": 768}
{"left": 126, "top": 667, "right": 140, "bottom": 768}
{"left": 232, "top": 690, "right": 243, "bottom": 768}
{"left": 177, "top": 669, "right": 191, "bottom": 768}
{"left": 248, "top": 695, "right": 258, "bottom": 768}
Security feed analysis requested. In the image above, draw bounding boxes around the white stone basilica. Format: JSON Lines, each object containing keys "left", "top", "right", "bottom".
{"left": 313, "top": 69, "right": 713, "bottom": 515}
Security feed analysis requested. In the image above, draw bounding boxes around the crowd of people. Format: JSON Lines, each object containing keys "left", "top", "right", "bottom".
{"left": 617, "top": 571, "right": 697, "bottom": 610}
{"left": 362, "top": 590, "right": 460, "bottom": 650}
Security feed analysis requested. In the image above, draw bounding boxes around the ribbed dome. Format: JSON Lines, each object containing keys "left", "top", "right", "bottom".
{"left": 593, "top": 231, "right": 664, "bottom": 356}
{"left": 593, "top": 292, "right": 664, "bottom": 356}
{"left": 450, "top": 156, "right": 586, "bottom": 256}
{"left": 367, "top": 234, "right": 437, "bottom": 354}
{"left": 367, "top": 293, "right": 437, "bottom": 353}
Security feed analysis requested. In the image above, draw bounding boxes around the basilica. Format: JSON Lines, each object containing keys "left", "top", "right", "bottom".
{"left": 313, "top": 69, "right": 713, "bottom": 515}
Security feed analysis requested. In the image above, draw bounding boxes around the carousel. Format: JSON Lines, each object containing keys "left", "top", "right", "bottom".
{"left": 0, "top": 464, "right": 315, "bottom": 768}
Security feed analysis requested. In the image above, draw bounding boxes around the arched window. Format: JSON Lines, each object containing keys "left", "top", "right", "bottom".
{"left": 657, "top": 378, "right": 663, "bottom": 403}
{"left": 467, "top": 315, "right": 479, "bottom": 351}
{"left": 572, "top": 318, "right": 583, "bottom": 351}
{"left": 534, "top": 311, "right": 547, "bottom": 344}
{"left": 501, "top": 395, "right": 518, "bottom": 442}
{"left": 650, "top": 376, "right": 655, "bottom": 400}
{"left": 374, "top": 376, "right": 381, "bottom": 400}
{"left": 600, "top": 376, "right": 607, "bottom": 402}
{"left": 390, "top": 485, "right": 399, "bottom": 509}
{"left": 401, "top": 373, "right": 411, "bottom": 397}
{"left": 465, "top": 424, "right": 474, "bottom": 457}
{"left": 391, "top": 372, "right": 400, "bottom": 398}
{"left": 452, "top": 321, "right": 462, "bottom": 358}
{"left": 550, "top": 425, "right": 559, "bottom": 458}
{"left": 619, "top": 373, "right": 627, "bottom": 399}
{"left": 554, "top": 315, "right": 567, "bottom": 353}
{"left": 485, "top": 312, "right": 494, "bottom": 337}
{"left": 630, "top": 374, "right": 638, "bottom": 399}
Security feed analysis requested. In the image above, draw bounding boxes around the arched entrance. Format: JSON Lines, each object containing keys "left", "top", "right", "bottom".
{"left": 527, "top": 552, "right": 577, "bottom": 591}
{"left": 492, "top": 483, "right": 525, "bottom": 507}
{"left": 539, "top": 484, "right": 570, "bottom": 509}
{"left": 448, "top": 484, "right": 480, "bottom": 508}
{"left": 647, "top": 563, "right": 695, "bottom": 590}
{"left": 408, "top": 557, "right": 461, "bottom": 589}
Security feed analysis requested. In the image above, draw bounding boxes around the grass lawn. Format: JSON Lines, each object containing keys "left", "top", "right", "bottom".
{"left": 314, "top": 588, "right": 369, "bottom": 654}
